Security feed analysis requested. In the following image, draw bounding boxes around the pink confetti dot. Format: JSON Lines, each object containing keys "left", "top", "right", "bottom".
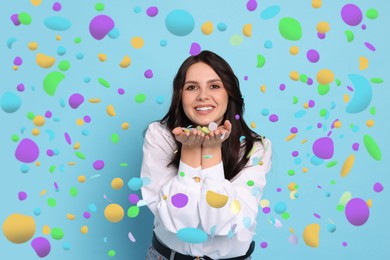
{"left": 18, "top": 191, "right": 27, "bottom": 200}
{"left": 146, "top": 6, "right": 158, "bottom": 17}
{"left": 269, "top": 114, "right": 278, "bottom": 122}
{"left": 16, "top": 83, "right": 25, "bottom": 92}
{"left": 14, "top": 56, "right": 23, "bottom": 66}
{"left": 53, "top": 2, "right": 62, "bottom": 11}
{"left": 373, "top": 182, "right": 383, "bottom": 193}
{"left": 144, "top": 69, "right": 153, "bottom": 79}
{"left": 93, "top": 160, "right": 105, "bottom": 170}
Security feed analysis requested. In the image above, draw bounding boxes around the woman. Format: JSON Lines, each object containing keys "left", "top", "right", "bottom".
{"left": 141, "top": 50, "right": 272, "bottom": 259}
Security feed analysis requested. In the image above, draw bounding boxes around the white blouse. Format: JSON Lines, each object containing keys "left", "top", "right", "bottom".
{"left": 140, "top": 121, "right": 272, "bottom": 259}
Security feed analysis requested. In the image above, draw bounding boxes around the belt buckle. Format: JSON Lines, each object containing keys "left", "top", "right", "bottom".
{"left": 193, "top": 257, "right": 205, "bottom": 260}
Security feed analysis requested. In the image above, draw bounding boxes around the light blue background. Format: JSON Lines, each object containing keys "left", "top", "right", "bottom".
{"left": 1, "top": 1, "right": 389, "bottom": 259}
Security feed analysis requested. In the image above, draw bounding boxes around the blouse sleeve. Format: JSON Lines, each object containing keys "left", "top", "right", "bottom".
{"left": 140, "top": 122, "right": 203, "bottom": 233}
{"left": 198, "top": 138, "right": 272, "bottom": 241}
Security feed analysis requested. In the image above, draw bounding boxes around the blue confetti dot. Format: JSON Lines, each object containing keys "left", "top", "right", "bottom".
{"left": 177, "top": 228, "right": 208, "bottom": 243}
{"left": 165, "top": 10, "right": 195, "bottom": 36}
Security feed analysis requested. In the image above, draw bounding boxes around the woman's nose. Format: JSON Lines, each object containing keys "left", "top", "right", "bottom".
{"left": 196, "top": 88, "right": 209, "bottom": 101}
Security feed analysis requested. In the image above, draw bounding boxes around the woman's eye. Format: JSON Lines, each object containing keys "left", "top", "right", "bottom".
{"left": 186, "top": 85, "right": 197, "bottom": 90}
{"left": 210, "top": 84, "right": 220, "bottom": 89}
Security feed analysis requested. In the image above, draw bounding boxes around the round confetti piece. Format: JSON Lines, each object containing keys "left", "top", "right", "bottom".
{"left": 31, "top": 237, "right": 51, "bottom": 257}
{"left": 302, "top": 223, "right": 320, "bottom": 248}
{"left": 2, "top": 213, "right": 36, "bottom": 243}
{"left": 89, "top": 15, "right": 115, "bottom": 40}
{"left": 177, "top": 228, "right": 208, "bottom": 243}
{"left": 171, "top": 193, "right": 189, "bottom": 208}
{"left": 279, "top": 17, "right": 302, "bottom": 41}
{"left": 165, "top": 10, "right": 195, "bottom": 36}
{"left": 345, "top": 198, "right": 370, "bottom": 226}
{"left": 341, "top": 4, "right": 362, "bottom": 26}
{"left": 104, "top": 204, "right": 124, "bottom": 223}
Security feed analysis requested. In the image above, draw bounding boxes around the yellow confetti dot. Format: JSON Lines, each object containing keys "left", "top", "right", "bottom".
{"left": 242, "top": 24, "right": 252, "bottom": 37}
{"left": 28, "top": 42, "right": 38, "bottom": 50}
{"left": 301, "top": 139, "right": 308, "bottom": 144}
{"left": 258, "top": 160, "right": 263, "bottom": 166}
{"left": 111, "top": 178, "right": 124, "bottom": 190}
{"left": 88, "top": 98, "right": 101, "bottom": 103}
{"left": 303, "top": 102, "right": 309, "bottom": 109}
{"left": 104, "top": 204, "right": 124, "bottom": 223}
{"left": 36, "top": 53, "right": 56, "bottom": 68}
{"left": 76, "top": 118, "right": 84, "bottom": 126}
{"left": 312, "top": 0, "right": 322, "bottom": 8}
{"left": 302, "top": 167, "right": 308, "bottom": 173}
{"left": 13, "top": 65, "right": 19, "bottom": 71}
{"left": 290, "top": 190, "right": 298, "bottom": 200}
{"left": 333, "top": 120, "right": 342, "bottom": 128}
{"left": 366, "top": 199, "right": 372, "bottom": 208}
{"left": 80, "top": 225, "right": 88, "bottom": 234}
{"left": 33, "top": 115, "right": 45, "bottom": 126}
{"left": 98, "top": 53, "right": 107, "bottom": 62}
{"left": 303, "top": 223, "right": 320, "bottom": 247}
{"left": 131, "top": 36, "right": 144, "bottom": 49}
{"left": 285, "top": 133, "right": 296, "bottom": 141}
{"left": 120, "top": 55, "right": 131, "bottom": 68}
{"left": 42, "top": 225, "right": 51, "bottom": 235}
{"left": 2, "top": 213, "right": 36, "bottom": 243}
{"left": 122, "top": 122, "right": 129, "bottom": 130}
{"left": 193, "top": 177, "right": 201, "bottom": 183}
{"left": 290, "top": 71, "right": 299, "bottom": 81}
{"left": 289, "top": 227, "right": 295, "bottom": 233}
{"left": 260, "top": 85, "right": 266, "bottom": 92}
{"left": 162, "top": 195, "right": 167, "bottom": 200}
{"left": 206, "top": 190, "right": 228, "bottom": 208}
{"left": 30, "top": 0, "right": 42, "bottom": 6}
{"left": 201, "top": 21, "right": 213, "bottom": 35}
{"left": 55, "top": 35, "right": 61, "bottom": 41}
{"left": 32, "top": 128, "right": 40, "bottom": 136}
{"left": 316, "top": 69, "right": 334, "bottom": 85}
{"left": 288, "top": 182, "right": 297, "bottom": 191}
{"left": 35, "top": 161, "right": 41, "bottom": 166}
{"left": 259, "top": 199, "right": 270, "bottom": 208}
{"left": 341, "top": 154, "right": 354, "bottom": 177}
{"left": 289, "top": 46, "right": 299, "bottom": 55}
{"left": 250, "top": 122, "right": 256, "bottom": 128}
{"left": 68, "top": 162, "right": 76, "bottom": 166}
{"left": 78, "top": 175, "right": 86, "bottom": 183}
{"left": 40, "top": 189, "right": 47, "bottom": 196}
{"left": 366, "top": 119, "right": 374, "bottom": 127}
{"left": 230, "top": 200, "right": 241, "bottom": 214}
{"left": 66, "top": 213, "right": 75, "bottom": 220}
{"left": 73, "top": 142, "right": 81, "bottom": 150}
{"left": 316, "top": 21, "right": 330, "bottom": 33}
{"left": 359, "top": 56, "right": 369, "bottom": 70}
{"left": 106, "top": 104, "right": 116, "bottom": 116}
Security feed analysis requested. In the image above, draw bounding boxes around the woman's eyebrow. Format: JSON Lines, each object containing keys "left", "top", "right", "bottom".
{"left": 184, "top": 79, "right": 222, "bottom": 84}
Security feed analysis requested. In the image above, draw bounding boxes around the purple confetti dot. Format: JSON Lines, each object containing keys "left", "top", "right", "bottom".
{"left": 244, "top": 76, "right": 248, "bottom": 81}
{"left": 364, "top": 42, "right": 376, "bottom": 51}
{"left": 118, "top": 88, "right": 125, "bottom": 95}
{"left": 16, "top": 83, "right": 25, "bottom": 92}
{"left": 45, "top": 111, "right": 52, "bottom": 118}
{"left": 373, "top": 182, "right": 383, "bottom": 193}
{"left": 361, "top": 24, "right": 366, "bottom": 30}
{"left": 31, "top": 237, "right": 51, "bottom": 257}
{"left": 146, "top": 6, "right": 158, "bottom": 17}
{"left": 171, "top": 193, "right": 188, "bottom": 208}
{"left": 14, "top": 56, "right": 23, "bottom": 66}
{"left": 89, "top": 15, "right": 115, "bottom": 40}
{"left": 68, "top": 93, "right": 84, "bottom": 109}
{"left": 64, "top": 132, "right": 72, "bottom": 145}
{"left": 53, "top": 2, "right": 62, "bottom": 11}
{"left": 308, "top": 100, "right": 315, "bottom": 107}
{"left": 83, "top": 115, "right": 91, "bottom": 123}
{"left": 83, "top": 211, "right": 91, "bottom": 219}
{"left": 306, "top": 49, "right": 320, "bottom": 63}
{"left": 15, "top": 138, "right": 40, "bottom": 163}
{"left": 347, "top": 85, "right": 354, "bottom": 92}
{"left": 276, "top": 187, "right": 282, "bottom": 192}
{"left": 269, "top": 114, "right": 278, "bottom": 122}
{"left": 18, "top": 191, "right": 27, "bottom": 200}
{"left": 352, "top": 143, "right": 359, "bottom": 151}
{"left": 235, "top": 114, "right": 240, "bottom": 120}
{"left": 46, "top": 149, "right": 54, "bottom": 157}
{"left": 10, "top": 14, "right": 20, "bottom": 26}
{"left": 128, "top": 194, "right": 140, "bottom": 204}
{"left": 279, "top": 83, "right": 286, "bottom": 91}
{"left": 93, "top": 160, "right": 105, "bottom": 170}
{"left": 314, "top": 213, "right": 321, "bottom": 219}
{"left": 290, "top": 127, "right": 298, "bottom": 133}
{"left": 144, "top": 69, "right": 153, "bottom": 79}
{"left": 345, "top": 198, "right": 370, "bottom": 226}
{"left": 317, "top": 123, "right": 322, "bottom": 128}
{"left": 342, "top": 241, "right": 348, "bottom": 247}
{"left": 246, "top": 0, "right": 257, "bottom": 11}
{"left": 291, "top": 151, "right": 299, "bottom": 157}
{"left": 260, "top": 241, "right": 268, "bottom": 248}
{"left": 312, "top": 137, "right": 334, "bottom": 159}
{"left": 317, "top": 32, "right": 326, "bottom": 39}
{"left": 341, "top": 4, "right": 362, "bottom": 26}
{"left": 307, "top": 77, "right": 313, "bottom": 85}
{"left": 262, "top": 207, "right": 271, "bottom": 214}
{"left": 189, "top": 42, "right": 201, "bottom": 56}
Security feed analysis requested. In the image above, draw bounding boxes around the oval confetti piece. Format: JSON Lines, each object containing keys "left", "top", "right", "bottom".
{"left": 341, "top": 154, "right": 355, "bottom": 177}
{"left": 206, "top": 190, "right": 228, "bottom": 208}
{"left": 363, "top": 134, "right": 382, "bottom": 161}
{"left": 302, "top": 223, "right": 320, "bottom": 248}
{"left": 43, "top": 71, "right": 65, "bottom": 96}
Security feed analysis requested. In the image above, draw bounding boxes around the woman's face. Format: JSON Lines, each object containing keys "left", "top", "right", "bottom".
{"left": 181, "top": 62, "right": 229, "bottom": 127}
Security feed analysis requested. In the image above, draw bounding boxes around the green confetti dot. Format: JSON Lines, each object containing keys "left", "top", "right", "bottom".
{"left": 363, "top": 134, "right": 382, "bottom": 161}
{"left": 366, "top": 8, "right": 378, "bottom": 19}
{"left": 330, "top": 180, "right": 336, "bottom": 185}
{"left": 230, "top": 34, "right": 243, "bottom": 46}
{"left": 179, "top": 171, "right": 185, "bottom": 177}
{"left": 74, "top": 37, "right": 82, "bottom": 44}
{"left": 292, "top": 96, "right": 298, "bottom": 104}
{"left": 47, "top": 198, "right": 56, "bottom": 207}
{"left": 287, "top": 169, "right": 295, "bottom": 176}
{"left": 27, "top": 112, "right": 35, "bottom": 120}
{"left": 11, "top": 134, "right": 20, "bottom": 142}
{"left": 70, "top": 187, "right": 78, "bottom": 197}
{"left": 108, "top": 250, "right": 116, "bottom": 257}
{"left": 120, "top": 163, "right": 128, "bottom": 167}
{"left": 319, "top": 108, "right": 328, "bottom": 117}
{"left": 278, "top": 17, "right": 302, "bottom": 41}
{"left": 18, "top": 12, "right": 32, "bottom": 25}
{"left": 336, "top": 204, "right": 344, "bottom": 212}
{"left": 370, "top": 77, "right": 383, "bottom": 83}
{"left": 256, "top": 54, "right": 266, "bottom": 68}
{"left": 127, "top": 206, "right": 140, "bottom": 218}
{"left": 51, "top": 227, "right": 64, "bottom": 240}
{"left": 75, "top": 151, "right": 86, "bottom": 160}
{"left": 344, "top": 30, "right": 354, "bottom": 42}
{"left": 369, "top": 107, "right": 376, "bottom": 115}
{"left": 247, "top": 180, "right": 254, "bottom": 186}
{"left": 281, "top": 211, "right": 290, "bottom": 220}
{"left": 317, "top": 84, "right": 330, "bottom": 95}
{"left": 299, "top": 74, "right": 308, "bottom": 83}
{"left": 95, "top": 3, "right": 105, "bottom": 11}
{"left": 43, "top": 71, "right": 66, "bottom": 96}
{"left": 49, "top": 165, "right": 56, "bottom": 173}
{"left": 111, "top": 133, "right": 120, "bottom": 143}
{"left": 326, "top": 161, "right": 337, "bottom": 168}
{"left": 335, "top": 79, "right": 342, "bottom": 86}
{"left": 135, "top": 93, "right": 146, "bottom": 103}
{"left": 58, "top": 60, "right": 71, "bottom": 71}
{"left": 98, "top": 78, "right": 110, "bottom": 88}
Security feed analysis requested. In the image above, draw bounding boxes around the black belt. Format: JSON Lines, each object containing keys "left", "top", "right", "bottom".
{"left": 152, "top": 232, "right": 255, "bottom": 260}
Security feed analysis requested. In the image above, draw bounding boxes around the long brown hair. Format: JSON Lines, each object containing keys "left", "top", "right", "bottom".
{"left": 161, "top": 50, "right": 262, "bottom": 181}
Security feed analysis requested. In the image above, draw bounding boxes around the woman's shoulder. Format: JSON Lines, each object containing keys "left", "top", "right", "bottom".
{"left": 146, "top": 121, "right": 173, "bottom": 140}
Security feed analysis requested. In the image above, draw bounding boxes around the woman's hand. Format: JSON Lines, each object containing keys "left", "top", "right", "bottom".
{"left": 202, "top": 120, "right": 231, "bottom": 148}
{"left": 172, "top": 127, "right": 205, "bottom": 148}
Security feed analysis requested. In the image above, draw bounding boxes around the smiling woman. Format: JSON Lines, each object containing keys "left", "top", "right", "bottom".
{"left": 140, "top": 50, "right": 272, "bottom": 259}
